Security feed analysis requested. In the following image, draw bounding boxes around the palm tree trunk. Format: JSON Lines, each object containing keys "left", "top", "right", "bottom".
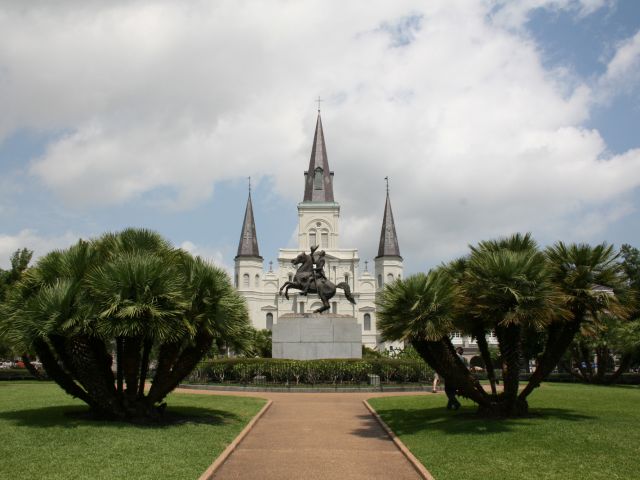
{"left": 34, "top": 338, "right": 95, "bottom": 407}
{"left": 147, "top": 332, "right": 214, "bottom": 404}
{"left": 121, "top": 336, "right": 142, "bottom": 403}
{"left": 412, "top": 337, "right": 490, "bottom": 408}
{"left": 605, "top": 354, "right": 632, "bottom": 385}
{"left": 581, "top": 342, "right": 594, "bottom": 380}
{"left": 475, "top": 330, "right": 497, "bottom": 396}
{"left": 137, "top": 339, "right": 153, "bottom": 398}
{"left": 65, "top": 336, "right": 121, "bottom": 418}
{"left": 595, "top": 346, "right": 608, "bottom": 383}
{"left": 519, "top": 318, "right": 582, "bottom": 400}
{"left": 21, "top": 353, "right": 43, "bottom": 380}
{"left": 560, "top": 357, "right": 583, "bottom": 381}
{"left": 496, "top": 324, "right": 525, "bottom": 416}
{"left": 116, "top": 336, "right": 124, "bottom": 395}
{"left": 147, "top": 341, "right": 181, "bottom": 402}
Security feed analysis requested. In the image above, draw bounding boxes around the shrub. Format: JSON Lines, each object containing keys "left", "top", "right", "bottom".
{"left": 187, "top": 358, "right": 433, "bottom": 385}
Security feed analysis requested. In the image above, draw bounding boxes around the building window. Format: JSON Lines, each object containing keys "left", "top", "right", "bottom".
{"left": 266, "top": 313, "right": 273, "bottom": 331}
{"left": 288, "top": 273, "right": 293, "bottom": 282}
{"left": 377, "top": 274, "right": 382, "bottom": 288}
{"left": 321, "top": 232, "right": 328, "bottom": 248}
{"left": 332, "top": 302, "right": 337, "bottom": 314}
{"left": 344, "top": 273, "right": 349, "bottom": 284}
{"left": 299, "top": 302, "right": 304, "bottom": 313}
{"left": 314, "top": 167, "right": 323, "bottom": 189}
{"left": 309, "top": 231, "right": 317, "bottom": 247}
{"left": 364, "top": 313, "right": 371, "bottom": 331}
{"left": 255, "top": 274, "right": 260, "bottom": 287}
{"left": 386, "top": 273, "right": 394, "bottom": 283}
{"left": 243, "top": 273, "right": 250, "bottom": 288}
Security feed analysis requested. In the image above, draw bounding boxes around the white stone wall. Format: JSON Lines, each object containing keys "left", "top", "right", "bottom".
{"left": 235, "top": 187, "right": 404, "bottom": 350}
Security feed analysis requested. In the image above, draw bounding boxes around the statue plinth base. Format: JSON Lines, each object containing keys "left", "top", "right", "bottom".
{"left": 272, "top": 313, "right": 362, "bottom": 360}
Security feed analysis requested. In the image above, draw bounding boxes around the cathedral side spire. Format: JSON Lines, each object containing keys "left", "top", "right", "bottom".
{"left": 376, "top": 180, "right": 402, "bottom": 259}
{"left": 303, "top": 112, "right": 335, "bottom": 202}
{"left": 235, "top": 189, "right": 262, "bottom": 259}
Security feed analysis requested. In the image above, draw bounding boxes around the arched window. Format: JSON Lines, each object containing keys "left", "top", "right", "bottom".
{"left": 344, "top": 273, "right": 349, "bottom": 284}
{"left": 266, "top": 313, "right": 273, "bottom": 331}
{"left": 242, "top": 273, "right": 250, "bottom": 288}
{"left": 387, "top": 273, "right": 394, "bottom": 283}
{"left": 314, "top": 167, "right": 323, "bottom": 189}
{"left": 377, "top": 274, "right": 382, "bottom": 288}
{"left": 309, "top": 231, "right": 317, "bottom": 248}
{"left": 321, "top": 231, "right": 328, "bottom": 248}
{"left": 364, "top": 313, "right": 371, "bottom": 331}
{"left": 255, "top": 274, "right": 260, "bottom": 287}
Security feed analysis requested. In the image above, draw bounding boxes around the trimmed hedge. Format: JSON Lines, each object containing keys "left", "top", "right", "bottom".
{"left": 186, "top": 358, "right": 434, "bottom": 386}
{"left": 0, "top": 368, "right": 38, "bottom": 380}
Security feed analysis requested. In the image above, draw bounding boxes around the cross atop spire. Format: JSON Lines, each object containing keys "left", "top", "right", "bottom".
{"left": 316, "top": 96, "right": 323, "bottom": 113}
{"left": 303, "top": 111, "right": 335, "bottom": 202}
{"left": 376, "top": 179, "right": 402, "bottom": 259}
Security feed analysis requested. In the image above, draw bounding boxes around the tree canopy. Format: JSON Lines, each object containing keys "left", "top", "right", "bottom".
{"left": 0, "top": 229, "right": 251, "bottom": 421}
{"left": 378, "top": 233, "right": 633, "bottom": 417}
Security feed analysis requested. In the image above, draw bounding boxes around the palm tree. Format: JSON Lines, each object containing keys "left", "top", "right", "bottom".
{"left": 378, "top": 233, "right": 568, "bottom": 417}
{"left": 377, "top": 270, "right": 491, "bottom": 409}
{"left": 463, "top": 234, "right": 563, "bottom": 415}
{"left": 520, "top": 242, "right": 627, "bottom": 399}
{"left": 0, "top": 229, "right": 251, "bottom": 421}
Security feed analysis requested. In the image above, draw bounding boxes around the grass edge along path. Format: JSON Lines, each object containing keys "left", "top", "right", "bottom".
{"left": 368, "top": 383, "right": 640, "bottom": 480}
{"left": 0, "top": 381, "right": 266, "bottom": 480}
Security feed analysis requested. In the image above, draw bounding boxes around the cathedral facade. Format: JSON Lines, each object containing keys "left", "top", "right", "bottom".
{"left": 233, "top": 112, "right": 402, "bottom": 350}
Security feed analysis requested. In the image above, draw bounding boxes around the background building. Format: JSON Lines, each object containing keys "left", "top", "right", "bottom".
{"left": 233, "top": 112, "right": 403, "bottom": 350}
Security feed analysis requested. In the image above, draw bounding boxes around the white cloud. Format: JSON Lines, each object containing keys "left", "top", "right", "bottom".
{"left": 179, "top": 240, "right": 232, "bottom": 275}
{"left": 0, "top": 230, "right": 79, "bottom": 269}
{"left": 1, "top": 0, "right": 639, "bottom": 269}
{"left": 597, "top": 29, "right": 640, "bottom": 100}
{"left": 489, "top": 0, "right": 613, "bottom": 29}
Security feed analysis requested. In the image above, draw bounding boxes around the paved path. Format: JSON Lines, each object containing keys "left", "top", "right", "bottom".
{"left": 177, "top": 389, "right": 431, "bottom": 480}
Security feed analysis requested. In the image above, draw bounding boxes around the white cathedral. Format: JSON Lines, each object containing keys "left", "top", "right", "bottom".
{"left": 233, "top": 112, "right": 403, "bottom": 350}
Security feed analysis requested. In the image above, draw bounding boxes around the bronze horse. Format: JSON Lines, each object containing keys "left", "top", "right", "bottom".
{"left": 279, "top": 251, "right": 356, "bottom": 313}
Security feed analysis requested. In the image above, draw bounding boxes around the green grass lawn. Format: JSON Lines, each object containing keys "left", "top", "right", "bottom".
{"left": 369, "top": 383, "right": 640, "bottom": 480}
{"left": 0, "top": 381, "right": 266, "bottom": 480}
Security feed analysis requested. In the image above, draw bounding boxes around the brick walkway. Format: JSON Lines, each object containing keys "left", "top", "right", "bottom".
{"left": 176, "top": 389, "right": 431, "bottom": 480}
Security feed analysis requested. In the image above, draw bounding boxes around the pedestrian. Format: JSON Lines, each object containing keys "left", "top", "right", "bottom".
{"left": 444, "top": 347, "right": 466, "bottom": 410}
{"left": 444, "top": 378, "right": 461, "bottom": 410}
{"left": 432, "top": 372, "right": 440, "bottom": 393}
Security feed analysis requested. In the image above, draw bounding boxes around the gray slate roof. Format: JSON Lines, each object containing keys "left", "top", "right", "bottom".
{"left": 236, "top": 192, "right": 262, "bottom": 258}
{"left": 376, "top": 192, "right": 402, "bottom": 259}
{"left": 303, "top": 113, "right": 335, "bottom": 202}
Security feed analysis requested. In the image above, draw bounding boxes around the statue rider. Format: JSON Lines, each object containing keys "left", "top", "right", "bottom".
{"left": 302, "top": 245, "right": 327, "bottom": 296}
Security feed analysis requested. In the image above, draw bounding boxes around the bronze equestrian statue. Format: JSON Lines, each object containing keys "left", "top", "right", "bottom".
{"left": 279, "top": 245, "right": 356, "bottom": 314}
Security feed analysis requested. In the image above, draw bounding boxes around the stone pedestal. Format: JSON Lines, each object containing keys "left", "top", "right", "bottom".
{"left": 272, "top": 313, "right": 362, "bottom": 360}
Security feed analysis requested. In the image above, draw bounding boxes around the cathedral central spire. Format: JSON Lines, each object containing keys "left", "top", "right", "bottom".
{"left": 303, "top": 112, "right": 335, "bottom": 202}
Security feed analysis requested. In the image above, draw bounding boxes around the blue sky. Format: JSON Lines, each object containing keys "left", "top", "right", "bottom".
{"left": 1, "top": 0, "right": 639, "bottom": 273}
